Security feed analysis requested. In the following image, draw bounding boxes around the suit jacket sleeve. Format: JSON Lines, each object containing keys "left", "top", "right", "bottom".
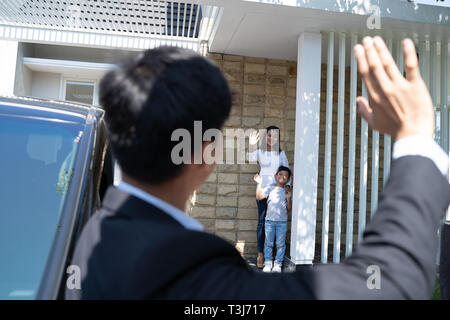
{"left": 310, "top": 156, "right": 450, "bottom": 299}
{"left": 162, "top": 156, "right": 450, "bottom": 299}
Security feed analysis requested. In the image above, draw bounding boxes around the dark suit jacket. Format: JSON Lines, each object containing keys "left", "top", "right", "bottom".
{"left": 65, "top": 156, "right": 450, "bottom": 299}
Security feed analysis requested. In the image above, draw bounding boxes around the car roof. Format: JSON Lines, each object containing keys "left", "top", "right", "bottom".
{"left": 0, "top": 95, "right": 104, "bottom": 124}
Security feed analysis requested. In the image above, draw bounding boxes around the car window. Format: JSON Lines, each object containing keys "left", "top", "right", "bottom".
{"left": 0, "top": 114, "right": 83, "bottom": 300}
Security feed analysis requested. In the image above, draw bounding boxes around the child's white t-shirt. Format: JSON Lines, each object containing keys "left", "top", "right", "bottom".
{"left": 261, "top": 185, "right": 288, "bottom": 222}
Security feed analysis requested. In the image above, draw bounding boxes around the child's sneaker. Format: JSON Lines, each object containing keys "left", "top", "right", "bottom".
{"left": 272, "top": 263, "right": 282, "bottom": 273}
{"left": 262, "top": 261, "right": 273, "bottom": 273}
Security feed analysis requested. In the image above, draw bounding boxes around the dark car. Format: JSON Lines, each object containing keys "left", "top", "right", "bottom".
{"left": 0, "top": 96, "right": 113, "bottom": 300}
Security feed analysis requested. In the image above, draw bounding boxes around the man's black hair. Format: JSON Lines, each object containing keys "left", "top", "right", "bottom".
{"left": 100, "top": 46, "right": 232, "bottom": 184}
{"left": 276, "top": 165, "right": 291, "bottom": 179}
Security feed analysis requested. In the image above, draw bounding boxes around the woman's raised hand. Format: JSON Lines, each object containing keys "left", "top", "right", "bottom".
{"left": 253, "top": 173, "right": 262, "bottom": 184}
{"left": 249, "top": 131, "right": 260, "bottom": 146}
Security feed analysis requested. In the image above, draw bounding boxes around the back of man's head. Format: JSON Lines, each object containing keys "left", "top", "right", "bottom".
{"left": 100, "top": 46, "right": 232, "bottom": 185}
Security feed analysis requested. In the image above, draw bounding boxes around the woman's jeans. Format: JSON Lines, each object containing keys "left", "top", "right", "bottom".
{"left": 256, "top": 198, "right": 267, "bottom": 253}
{"left": 264, "top": 220, "right": 287, "bottom": 265}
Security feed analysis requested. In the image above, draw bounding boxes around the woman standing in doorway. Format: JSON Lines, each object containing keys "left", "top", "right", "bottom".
{"left": 247, "top": 126, "right": 291, "bottom": 269}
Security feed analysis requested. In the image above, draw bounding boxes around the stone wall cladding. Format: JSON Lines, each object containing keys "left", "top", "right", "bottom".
{"left": 185, "top": 53, "right": 296, "bottom": 258}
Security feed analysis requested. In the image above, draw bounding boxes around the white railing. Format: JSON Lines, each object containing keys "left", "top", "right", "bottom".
{"left": 0, "top": 1, "right": 222, "bottom": 52}
{"left": 318, "top": 31, "right": 450, "bottom": 264}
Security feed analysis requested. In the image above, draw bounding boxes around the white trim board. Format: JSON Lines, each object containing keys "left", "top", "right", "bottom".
{"left": 0, "top": 25, "right": 200, "bottom": 52}
{"left": 24, "top": 57, "right": 114, "bottom": 80}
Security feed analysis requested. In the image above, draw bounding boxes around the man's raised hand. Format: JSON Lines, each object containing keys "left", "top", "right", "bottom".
{"left": 354, "top": 36, "right": 434, "bottom": 142}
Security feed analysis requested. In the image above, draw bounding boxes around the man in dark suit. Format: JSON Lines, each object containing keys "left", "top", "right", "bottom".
{"left": 65, "top": 37, "right": 450, "bottom": 299}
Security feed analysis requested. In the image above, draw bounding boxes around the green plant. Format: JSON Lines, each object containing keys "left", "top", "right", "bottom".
{"left": 432, "top": 278, "right": 441, "bottom": 300}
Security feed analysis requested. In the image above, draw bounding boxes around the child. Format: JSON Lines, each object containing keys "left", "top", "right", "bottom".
{"left": 254, "top": 166, "right": 292, "bottom": 273}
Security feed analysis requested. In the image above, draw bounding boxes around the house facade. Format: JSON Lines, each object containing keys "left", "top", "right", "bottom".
{"left": 1, "top": 0, "right": 449, "bottom": 265}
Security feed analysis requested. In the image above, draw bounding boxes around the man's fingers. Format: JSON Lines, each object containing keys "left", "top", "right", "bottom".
{"left": 373, "top": 36, "right": 403, "bottom": 82}
{"left": 354, "top": 43, "right": 369, "bottom": 77}
{"left": 356, "top": 97, "right": 375, "bottom": 128}
{"left": 403, "top": 38, "right": 421, "bottom": 82}
{"left": 354, "top": 43, "right": 379, "bottom": 99}
{"left": 362, "top": 37, "right": 393, "bottom": 90}
{"left": 355, "top": 41, "right": 386, "bottom": 104}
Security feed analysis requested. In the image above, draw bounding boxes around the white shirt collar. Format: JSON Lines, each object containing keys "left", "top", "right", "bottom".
{"left": 116, "top": 181, "right": 204, "bottom": 232}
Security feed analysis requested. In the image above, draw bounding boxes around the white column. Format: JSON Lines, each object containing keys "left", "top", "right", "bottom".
{"left": 290, "top": 31, "right": 322, "bottom": 265}
{"left": 0, "top": 40, "right": 19, "bottom": 96}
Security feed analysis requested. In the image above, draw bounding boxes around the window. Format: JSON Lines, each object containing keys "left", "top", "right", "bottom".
{"left": 0, "top": 114, "right": 83, "bottom": 299}
{"left": 64, "top": 80, "right": 95, "bottom": 105}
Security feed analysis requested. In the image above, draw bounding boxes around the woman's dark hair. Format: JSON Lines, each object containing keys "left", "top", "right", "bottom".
{"left": 100, "top": 46, "right": 232, "bottom": 184}
{"left": 265, "top": 125, "right": 282, "bottom": 153}
{"left": 276, "top": 165, "right": 292, "bottom": 179}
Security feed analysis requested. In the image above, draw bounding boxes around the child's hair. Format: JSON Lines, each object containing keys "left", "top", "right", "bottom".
{"left": 276, "top": 166, "right": 292, "bottom": 179}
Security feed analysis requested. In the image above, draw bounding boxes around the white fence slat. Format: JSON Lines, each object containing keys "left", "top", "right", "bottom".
{"left": 441, "top": 38, "right": 449, "bottom": 152}
{"left": 321, "top": 31, "right": 334, "bottom": 264}
{"left": 187, "top": 2, "right": 194, "bottom": 37}
{"left": 430, "top": 41, "right": 438, "bottom": 138}
{"left": 383, "top": 37, "right": 393, "bottom": 187}
{"left": 345, "top": 33, "right": 358, "bottom": 257}
{"left": 437, "top": 39, "right": 449, "bottom": 266}
{"left": 419, "top": 40, "right": 428, "bottom": 79}
{"left": 192, "top": 3, "right": 200, "bottom": 38}
{"left": 333, "top": 33, "right": 346, "bottom": 263}
{"left": 358, "top": 81, "right": 369, "bottom": 243}
{"left": 370, "top": 127, "right": 379, "bottom": 216}
{"left": 159, "top": 1, "right": 167, "bottom": 36}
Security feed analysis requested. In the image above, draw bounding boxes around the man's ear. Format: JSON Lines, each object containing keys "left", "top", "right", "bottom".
{"left": 189, "top": 141, "right": 218, "bottom": 165}
{"left": 202, "top": 141, "right": 217, "bottom": 173}
{"left": 184, "top": 142, "right": 217, "bottom": 193}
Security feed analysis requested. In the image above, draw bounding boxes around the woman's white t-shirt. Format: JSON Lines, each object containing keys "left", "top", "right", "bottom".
{"left": 247, "top": 149, "right": 291, "bottom": 188}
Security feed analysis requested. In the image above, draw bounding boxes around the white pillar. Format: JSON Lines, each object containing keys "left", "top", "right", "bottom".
{"left": 0, "top": 40, "right": 18, "bottom": 96}
{"left": 290, "top": 31, "right": 322, "bottom": 265}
